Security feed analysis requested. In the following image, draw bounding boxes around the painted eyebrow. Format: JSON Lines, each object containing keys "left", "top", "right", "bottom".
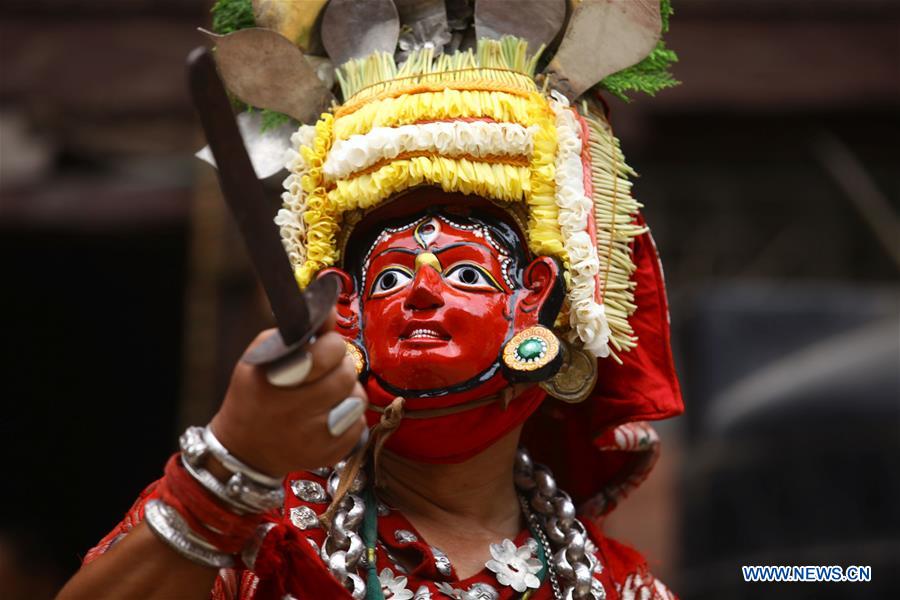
{"left": 371, "top": 247, "right": 418, "bottom": 260}
{"left": 372, "top": 241, "right": 493, "bottom": 261}
{"left": 432, "top": 242, "right": 493, "bottom": 255}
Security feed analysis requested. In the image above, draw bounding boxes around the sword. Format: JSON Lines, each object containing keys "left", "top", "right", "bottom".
{"left": 186, "top": 46, "right": 339, "bottom": 366}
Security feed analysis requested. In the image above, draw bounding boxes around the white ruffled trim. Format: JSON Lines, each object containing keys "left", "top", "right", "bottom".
{"left": 322, "top": 121, "right": 537, "bottom": 180}
{"left": 275, "top": 125, "right": 317, "bottom": 272}
{"left": 550, "top": 93, "right": 611, "bottom": 358}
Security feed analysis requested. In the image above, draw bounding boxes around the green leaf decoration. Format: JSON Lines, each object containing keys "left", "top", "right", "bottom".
{"left": 599, "top": 0, "right": 680, "bottom": 101}
{"left": 210, "top": 0, "right": 296, "bottom": 130}
{"left": 211, "top": 0, "right": 255, "bottom": 35}
{"left": 259, "top": 109, "right": 293, "bottom": 132}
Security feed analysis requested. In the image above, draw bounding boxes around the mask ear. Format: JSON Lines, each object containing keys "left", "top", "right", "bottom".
{"left": 318, "top": 267, "right": 368, "bottom": 376}
{"left": 514, "top": 256, "right": 564, "bottom": 328}
{"left": 502, "top": 256, "right": 565, "bottom": 384}
{"left": 318, "top": 268, "right": 360, "bottom": 338}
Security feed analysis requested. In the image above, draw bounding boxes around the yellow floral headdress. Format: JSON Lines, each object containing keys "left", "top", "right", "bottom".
{"left": 206, "top": 0, "right": 678, "bottom": 360}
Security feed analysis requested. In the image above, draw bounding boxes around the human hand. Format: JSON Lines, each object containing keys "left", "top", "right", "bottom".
{"left": 209, "top": 309, "right": 367, "bottom": 477}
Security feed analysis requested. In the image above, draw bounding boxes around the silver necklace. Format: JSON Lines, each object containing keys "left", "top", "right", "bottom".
{"left": 519, "top": 492, "right": 563, "bottom": 599}
{"left": 513, "top": 448, "right": 605, "bottom": 600}
{"left": 315, "top": 448, "right": 604, "bottom": 600}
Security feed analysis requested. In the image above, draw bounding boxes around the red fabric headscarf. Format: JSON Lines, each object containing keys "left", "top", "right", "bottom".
{"left": 523, "top": 215, "right": 683, "bottom": 508}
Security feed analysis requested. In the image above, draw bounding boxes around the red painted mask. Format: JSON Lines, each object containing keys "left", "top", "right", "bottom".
{"left": 323, "top": 206, "right": 564, "bottom": 463}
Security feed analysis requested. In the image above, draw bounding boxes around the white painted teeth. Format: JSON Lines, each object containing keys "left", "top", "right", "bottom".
{"left": 409, "top": 328, "right": 441, "bottom": 339}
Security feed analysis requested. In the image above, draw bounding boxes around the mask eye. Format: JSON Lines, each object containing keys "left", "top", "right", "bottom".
{"left": 370, "top": 267, "right": 413, "bottom": 298}
{"left": 444, "top": 263, "right": 502, "bottom": 292}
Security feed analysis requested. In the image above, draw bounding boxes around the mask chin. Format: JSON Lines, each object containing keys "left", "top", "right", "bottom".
{"left": 370, "top": 359, "right": 504, "bottom": 400}
{"left": 360, "top": 336, "right": 558, "bottom": 464}
{"left": 365, "top": 375, "right": 546, "bottom": 464}
{"left": 365, "top": 370, "right": 508, "bottom": 413}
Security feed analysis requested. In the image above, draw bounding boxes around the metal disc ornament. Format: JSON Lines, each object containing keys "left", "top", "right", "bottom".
{"left": 540, "top": 340, "right": 598, "bottom": 403}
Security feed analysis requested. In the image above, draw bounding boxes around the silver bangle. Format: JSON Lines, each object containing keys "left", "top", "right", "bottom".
{"left": 144, "top": 499, "right": 235, "bottom": 569}
{"left": 221, "top": 470, "right": 284, "bottom": 513}
{"left": 200, "top": 426, "right": 284, "bottom": 489}
{"left": 180, "top": 456, "right": 253, "bottom": 514}
{"left": 180, "top": 428, "right": 284, "bottom": 514}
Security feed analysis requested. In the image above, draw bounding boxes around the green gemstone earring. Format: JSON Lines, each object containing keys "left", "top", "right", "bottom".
{"left": 500, "top": 326, "right": 563, "bottom": 383}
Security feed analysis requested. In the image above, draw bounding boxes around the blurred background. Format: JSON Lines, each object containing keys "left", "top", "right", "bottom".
{"left": 1, "top": 1, "right": 897, "bottom": 598}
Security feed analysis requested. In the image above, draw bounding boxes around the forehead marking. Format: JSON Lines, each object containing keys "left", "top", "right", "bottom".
{"left": 360, "top": 214, "right": 518, "bottom": 292}
{"left": 413, "top": 218, "right": 441, "bottom": 249}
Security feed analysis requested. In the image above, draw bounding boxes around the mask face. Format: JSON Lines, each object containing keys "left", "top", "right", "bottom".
{"left": 325, "top": 208, "right": 563, "bottom": 462}
{"left": 361, "top": 215, "right": 517, "bottom": 393}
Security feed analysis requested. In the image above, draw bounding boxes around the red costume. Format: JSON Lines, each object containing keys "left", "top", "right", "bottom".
{"left": 83, "top": 1, "right": 683, "bottom": 598}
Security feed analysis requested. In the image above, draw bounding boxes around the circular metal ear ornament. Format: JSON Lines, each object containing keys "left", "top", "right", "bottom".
{"left": 501, "top": 326, "right": 563, "bottom": 382}
{"left": 345, "top": 340, "right": 366, "bottom": 376}
{"left": 539, "top": 340, "right": 598, "bottom": 403}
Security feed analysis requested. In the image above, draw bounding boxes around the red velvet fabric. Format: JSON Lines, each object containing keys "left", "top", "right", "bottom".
{"left": 251, "top": 522, "right": 349, "bottom": 600}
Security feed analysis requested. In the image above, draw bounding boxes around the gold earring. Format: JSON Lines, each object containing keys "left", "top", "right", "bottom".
{"left": 501, "top": 326, "right": 563, "bottom": 382}
{"left": 539, "top": 339, "right": 597, "bottom": 403}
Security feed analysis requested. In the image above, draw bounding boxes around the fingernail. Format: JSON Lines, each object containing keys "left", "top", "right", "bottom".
{"left": 328, "top": 397, "right": 365, "bottom": 437}
{"left": 266, "top": 351, "right": 313, "bottom": 387}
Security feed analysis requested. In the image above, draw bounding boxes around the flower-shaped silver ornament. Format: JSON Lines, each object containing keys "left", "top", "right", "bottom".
{"left": 485, "top": 539, "right": 542, "bottom": 593}
{"left": 379, "top": 568, "right": 414, "bottom": 600}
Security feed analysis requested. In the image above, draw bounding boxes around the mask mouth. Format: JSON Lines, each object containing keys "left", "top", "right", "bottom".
{"left": 399, "top": 322, "right": 451, "bottom": 343}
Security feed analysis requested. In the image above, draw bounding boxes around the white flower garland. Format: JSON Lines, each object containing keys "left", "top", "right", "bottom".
{"left": 549, "top": 92, "right": 611, "bottom": 358}
{"left": 275, "top": 124, "right": 316, "bottom": 272}
{"left": 323, "top": 121, "right": 537, "bottom": 180}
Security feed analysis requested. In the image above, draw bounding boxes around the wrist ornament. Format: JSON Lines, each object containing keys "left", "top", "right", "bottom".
{"left": 144, "top": 499, "right": 236, "bottom": 569}
{"left": 180, "top": 426, "right": 285, "bottom": 513}
{"left": 147, "top": 454, "right": 267, "bottom": 568}
{"left": 146, "top": 425, "right": 287, "bottom": 570}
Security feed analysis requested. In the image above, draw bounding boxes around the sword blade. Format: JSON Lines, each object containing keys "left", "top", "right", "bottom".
{"left": 186, "top": 47, "right": 333, "bottom": 350}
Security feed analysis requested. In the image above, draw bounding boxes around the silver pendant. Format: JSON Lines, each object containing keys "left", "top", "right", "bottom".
{"left": 394, "top": 529, "right": 419, "bottom": 544}
{"left": 290, "top": 479, "right": 327, "bottom": 503}
{"left": 467, "top": 582, "right": 499, "bottom": 600}
{"left": 435, "top": 582, "right": 499, "bottom": 600}
{"left": 431, "top": 546, "right": 452, "bottom": 576}
{"left": 288, "top": 506, "right": 319, "bottom": 530}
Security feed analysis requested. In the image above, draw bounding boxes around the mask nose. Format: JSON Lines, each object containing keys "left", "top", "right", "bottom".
{"left": 404, "top": 253, "right": 444, "bottom": 310}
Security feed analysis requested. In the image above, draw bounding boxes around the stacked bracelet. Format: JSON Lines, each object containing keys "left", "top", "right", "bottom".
{"left": 144, "top": 426, "right": 286, "bottom": 569}
{"left": 180, "top": 426, "right": 285, "bottom": 514}
{"left": 199, "top": 427, "right": 283, "bottom": 488}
